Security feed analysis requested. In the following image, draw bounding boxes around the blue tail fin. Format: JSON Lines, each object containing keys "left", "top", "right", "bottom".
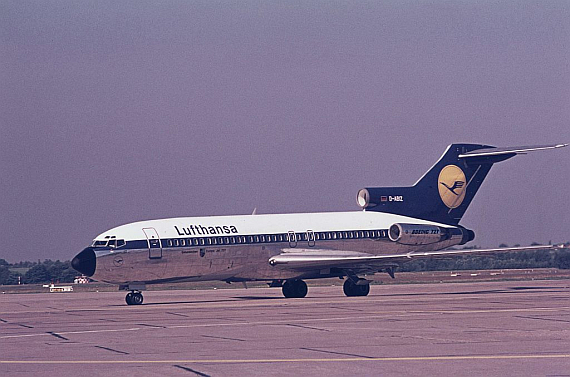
{"left": 356, "top": 143, "right": 566, "bottom": 225}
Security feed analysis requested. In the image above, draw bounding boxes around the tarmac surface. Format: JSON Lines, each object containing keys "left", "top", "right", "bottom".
{"left": 1, "top": 280, "right": 569, "bottom": 376}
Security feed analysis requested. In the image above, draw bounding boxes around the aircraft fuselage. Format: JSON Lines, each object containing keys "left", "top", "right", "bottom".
{"left": 77, "top": 211, "right": 464, "bottom": 285}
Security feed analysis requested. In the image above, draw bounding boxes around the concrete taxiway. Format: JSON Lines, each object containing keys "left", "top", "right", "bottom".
{"left": 1, "top": 280, "right": 569, "bottom": 376}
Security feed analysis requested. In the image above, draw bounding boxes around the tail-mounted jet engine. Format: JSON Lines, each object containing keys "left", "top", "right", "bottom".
{"left": 388, "top": 223, "right": 474, "bottom": 246}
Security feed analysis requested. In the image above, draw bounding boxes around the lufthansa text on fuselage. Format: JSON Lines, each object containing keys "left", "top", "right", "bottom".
{"left": 174, "top": 225, "right": 239, "bottom": 236}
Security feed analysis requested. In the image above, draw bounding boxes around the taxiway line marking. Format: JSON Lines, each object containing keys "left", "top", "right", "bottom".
{"left": 1, "top": 306, "right": 569, "bottom": 340}
{"left": 1, "top": 354, "right": 570, "bottom": 364}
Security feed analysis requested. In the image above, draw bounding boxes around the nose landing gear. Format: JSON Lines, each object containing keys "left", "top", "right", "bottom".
{"left": 120, "top": 283, "right": 146, "bottom": 305}
{"left": 125, "top": 291, "right": 144, "bottom": 305}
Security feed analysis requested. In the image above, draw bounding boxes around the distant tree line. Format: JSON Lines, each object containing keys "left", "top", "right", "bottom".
{"left": 0, "top": 259, "right": 78, "bottom": 285}
{"left": 0, "top": 244, "right": 569, "bottom": 285}
{"left": 400, "top": 245, "right": 570, "bottom": 272}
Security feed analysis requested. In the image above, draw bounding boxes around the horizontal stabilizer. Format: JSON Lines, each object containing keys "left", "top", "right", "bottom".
{"left": 459, "top": 143, "right": 567, "bottom": 158}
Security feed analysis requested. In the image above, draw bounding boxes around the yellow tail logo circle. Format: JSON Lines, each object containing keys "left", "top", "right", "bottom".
{"left": 438, "top": 165, "right": 467, "bottom": 209}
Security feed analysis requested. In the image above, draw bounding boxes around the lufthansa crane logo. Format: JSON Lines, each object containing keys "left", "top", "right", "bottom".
{"left": 438, "top": 165, "right": 467, "bottom": 209}
{"left": 113, "top": 256, "right": 124, "bottom": 267}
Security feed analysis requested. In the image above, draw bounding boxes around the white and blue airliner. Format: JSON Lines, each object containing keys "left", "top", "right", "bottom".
{"left": 72, "top": 143, "right": 567, "bottom": 305}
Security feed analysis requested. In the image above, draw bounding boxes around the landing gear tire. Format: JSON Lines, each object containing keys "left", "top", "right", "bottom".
{"left": 126, "top": 291, "right": 144, "bottom": 305}
{"left": 343, "top": 279, "right": 370, "bottom": 297}
{"left": 282, "top": 279, "right": 308, "bottom": 298}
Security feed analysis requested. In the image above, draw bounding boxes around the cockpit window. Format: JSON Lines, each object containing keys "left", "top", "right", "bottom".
{"left": 110, "top": 239, "right": 125, "bottom": 248}
{"left": 92, "top": 237, "right": 125, "bottom": 248}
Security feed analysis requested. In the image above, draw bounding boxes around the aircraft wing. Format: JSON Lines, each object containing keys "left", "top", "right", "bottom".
{"left": 268, "top": 244, "right": 565, "bottom": 271}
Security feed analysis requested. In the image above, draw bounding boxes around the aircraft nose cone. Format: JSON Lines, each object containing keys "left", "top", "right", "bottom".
{"left": 71, "top": 247, "right": 97, "bottom": 277}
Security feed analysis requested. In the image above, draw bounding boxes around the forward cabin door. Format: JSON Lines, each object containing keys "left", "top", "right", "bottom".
{"left": 143, "top": 227, "right": 162, "bottom": 259}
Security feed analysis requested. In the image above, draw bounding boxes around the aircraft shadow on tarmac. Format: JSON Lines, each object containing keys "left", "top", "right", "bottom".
{"left": 233, "top": 296, "right": 284, "bottom": 300}
{"left": 109, "top": 286, "right": 566, "bottom": 306}
{"left": 114, "top": 295, "right": 285, "bottom": 307}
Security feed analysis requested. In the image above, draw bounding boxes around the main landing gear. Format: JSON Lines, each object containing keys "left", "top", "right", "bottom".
{"left": 343, "top": 278, "right": 370, "bottom": 297}
{"left": 278, "top": 278, "right": 370, "bottom": 298}
{"left": 282, "top": 279, "right": 308, "bottom": 298}
{"left": 125, "top": 291, "right": 144, "bottom": 305}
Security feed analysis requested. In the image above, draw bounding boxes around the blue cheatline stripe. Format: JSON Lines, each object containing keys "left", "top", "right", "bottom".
{"left": 95, "top": 229, "right": 389, "bottom": 251}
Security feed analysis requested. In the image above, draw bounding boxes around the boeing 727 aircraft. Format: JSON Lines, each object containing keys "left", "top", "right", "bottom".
{"left": 72, "top": 143, "right": 567, "bottom": 305}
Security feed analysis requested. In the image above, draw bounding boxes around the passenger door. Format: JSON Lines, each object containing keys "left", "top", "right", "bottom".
{"left": 307, "top": 230, "right": 315, "bottom": 247}
{"left": 288, "top": 231, "right": 297, "bottom": 248}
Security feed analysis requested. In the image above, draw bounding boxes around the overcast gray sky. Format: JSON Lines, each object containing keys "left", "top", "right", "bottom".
{"left": 1, "top": 1, "right": 569, "bottom": 262}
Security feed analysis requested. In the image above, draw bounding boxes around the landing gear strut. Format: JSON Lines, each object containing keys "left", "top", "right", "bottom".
{"left": 125, "top": 291, "right": 144, "bottom": 305}
{"left": 282, "top": 279, "right": 308, "bottom": 298}
{"left": 343, "top": 278, "right": 370, "bottom": 297}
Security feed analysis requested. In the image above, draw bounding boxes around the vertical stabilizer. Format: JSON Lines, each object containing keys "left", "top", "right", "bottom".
{"left": 356, "top": 143, "right": 567, "bottom": 225}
